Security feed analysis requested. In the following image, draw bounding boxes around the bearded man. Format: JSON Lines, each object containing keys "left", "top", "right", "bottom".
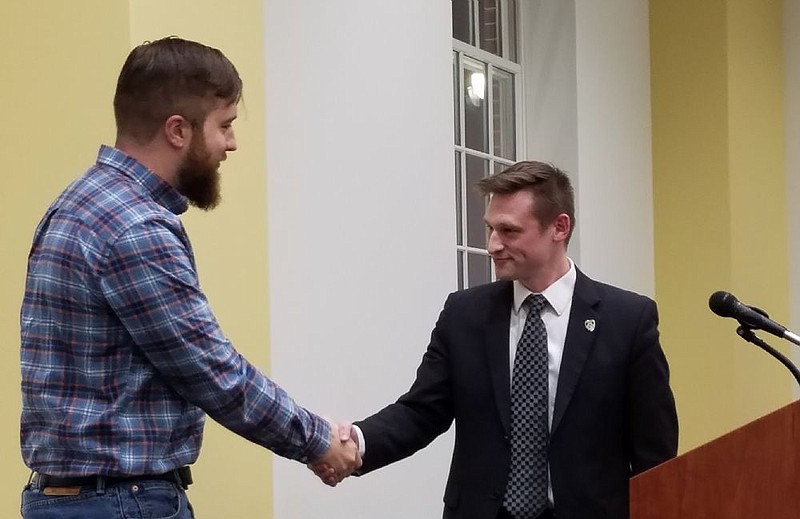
{"left": 19, "top": 37, "right": 359, "bottom": 519}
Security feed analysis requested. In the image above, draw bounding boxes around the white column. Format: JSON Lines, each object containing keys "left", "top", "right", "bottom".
{"left": 574, "top": 0, "right": 655, "bottom": 296}
{"left": 523, "top": 0, "right": 655, "bottom": 296}
{"left": 265, "top": 2, "right": 455, "bottom": 518}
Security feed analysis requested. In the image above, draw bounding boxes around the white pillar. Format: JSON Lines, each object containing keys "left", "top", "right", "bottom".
{"left": 265, "top": 2, "right": 455, "bottom": 517}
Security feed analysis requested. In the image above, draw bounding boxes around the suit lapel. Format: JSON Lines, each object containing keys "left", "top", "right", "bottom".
{"left": 485, "top": 282, "right": 514, "bottom": 435}
{"left": 551, "top": 270, "right": 600, "bottom": 434}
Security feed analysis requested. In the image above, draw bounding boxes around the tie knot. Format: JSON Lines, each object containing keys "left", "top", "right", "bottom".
{"left": 524, "top": 294, "right": 548, "bottom": 316}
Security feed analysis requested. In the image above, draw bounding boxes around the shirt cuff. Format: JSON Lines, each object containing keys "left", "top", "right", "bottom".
{"left": 352, "top": 424, "right": 366, "bottom": 457}
{"left": 303, "top": 415, "right": 332, "bottom": 463}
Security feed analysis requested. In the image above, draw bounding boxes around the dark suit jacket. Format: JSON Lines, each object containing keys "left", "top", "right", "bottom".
{"left": 356, "top": 269, "right": 678, "bottom": 519}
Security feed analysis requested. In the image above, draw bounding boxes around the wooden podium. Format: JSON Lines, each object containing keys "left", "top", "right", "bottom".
{"left": 630, "top": 400, "right": 800, "bottom": 518}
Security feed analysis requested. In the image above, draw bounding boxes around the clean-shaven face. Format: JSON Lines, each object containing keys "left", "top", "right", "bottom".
{"left": 484, "top": 190, "right": 560, "bottom": 284}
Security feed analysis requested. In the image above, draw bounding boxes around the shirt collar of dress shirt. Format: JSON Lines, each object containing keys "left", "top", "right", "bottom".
{"left": 512, "top": 258, "right": 577, "bottom": 316}
{"left": 96, "top": 144, "right": 189, "bottom": 215}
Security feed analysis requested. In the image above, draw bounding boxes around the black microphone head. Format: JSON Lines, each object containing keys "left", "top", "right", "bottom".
{"left": 709, "top": 291, "right": 787, "bottom": 337}
{"left": 709, "top": 291, "right": 738, "bottom": 318}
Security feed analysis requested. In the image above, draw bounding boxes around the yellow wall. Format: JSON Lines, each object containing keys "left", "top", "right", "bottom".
{"left": 0, "top": 1, "right": 130, "bottom": 514}
{"left": 1, "top": 1, "right": 271, "bottom": 516}
{"left": 651, "top": 0, "right": 791, "bottom": 452}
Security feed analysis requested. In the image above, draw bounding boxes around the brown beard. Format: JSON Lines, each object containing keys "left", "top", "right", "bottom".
{"left": 176, "top": 130, "right": 221, "bottom": 211}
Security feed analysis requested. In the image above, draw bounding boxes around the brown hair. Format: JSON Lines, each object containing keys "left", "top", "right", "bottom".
{"left": 113, "top": 36, "right": 242, "bottom": 144}
{"left": 477, "top": 161, "right": 576, "bottom": 242}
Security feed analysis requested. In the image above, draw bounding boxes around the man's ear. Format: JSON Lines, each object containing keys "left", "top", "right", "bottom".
{"left": 552, "top": 213, "right": 571, "bottom": 243}
{"left": 164, "top": 115, "right": 191, "bottom": 149}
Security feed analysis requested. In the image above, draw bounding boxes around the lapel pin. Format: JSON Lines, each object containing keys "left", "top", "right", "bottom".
{"left": 584, "top": 319, "right": 596, "bottom": 332}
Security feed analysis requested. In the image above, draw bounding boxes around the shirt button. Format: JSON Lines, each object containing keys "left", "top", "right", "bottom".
{"left": 131, "top": 485, "right": 139, "bottom": 493}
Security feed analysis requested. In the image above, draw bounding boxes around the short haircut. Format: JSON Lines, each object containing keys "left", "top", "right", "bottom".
{"left": 113, "top": 36, "right": 242, "bottom": 144}
{"left": 477, "top": 161, "right": 576, "bottom": 242}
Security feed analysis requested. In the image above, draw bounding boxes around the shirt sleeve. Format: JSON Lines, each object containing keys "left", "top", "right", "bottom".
{"left": 98, "top": 218, "right": 331, "bottom": 463}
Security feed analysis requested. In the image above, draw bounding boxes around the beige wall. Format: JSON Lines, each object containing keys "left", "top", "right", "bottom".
{"left": 652, "top": 0, "right": 791, "bottom": 452}
{"left": 1, "top": 1, "right": 270, "bottom": 516}
{"left": 1, "top": 1, "right": 130, "bottom": 514}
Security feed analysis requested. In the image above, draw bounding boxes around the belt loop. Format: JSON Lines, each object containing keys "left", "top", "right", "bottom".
{"left": 95, "top": 475, "right": 106, "bottom": 495}
{"left": 172, "top": 468, "right": 183, "bottom": 489}
{"left": 25, "top": 471, "right": 36, "bottom": 491}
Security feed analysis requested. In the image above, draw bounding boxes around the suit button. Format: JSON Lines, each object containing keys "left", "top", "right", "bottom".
{"left": 503, "top": 434, "right": 510, "bottom": 445}
{"left": 491, "top": 490, "right": 502, "bottom": 500}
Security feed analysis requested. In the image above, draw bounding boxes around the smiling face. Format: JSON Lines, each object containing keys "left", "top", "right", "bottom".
{"left": 176, "top": 101, "right": 238, "bottom": 210}
{"left": 484, "top": 189, "right": 571, "bottom": 292}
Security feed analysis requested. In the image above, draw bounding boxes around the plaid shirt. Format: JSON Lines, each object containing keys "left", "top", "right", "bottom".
{"left": 20, "top": 145, "right": 330, "bottom": 477}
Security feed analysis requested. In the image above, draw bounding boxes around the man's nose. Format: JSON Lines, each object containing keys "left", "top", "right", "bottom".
{"left": 486, "top": 229, "right": 502, "bottom": 253}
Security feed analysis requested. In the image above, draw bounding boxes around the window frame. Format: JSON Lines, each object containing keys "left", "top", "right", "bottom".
{"left": 453, "top": 28, "right": 524, "bottom": 289}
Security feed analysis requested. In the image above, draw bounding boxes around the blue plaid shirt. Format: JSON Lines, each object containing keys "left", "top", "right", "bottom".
{"left": 20, "top": 145, "right": 330, "bottom": 477}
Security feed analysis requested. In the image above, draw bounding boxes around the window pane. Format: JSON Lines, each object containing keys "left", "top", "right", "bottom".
{"left": 492, "top": 67, "right": 516, "bottom": 159}
{"left": 454, "top": 52, "right": 461, "bottom": 146}
{"left": 463, "top": 57, "right": 488, "bottom": 153}
{"left": 478, "top": 0, "right": 500, "bottom": 56}
{"left": 455, "top": 151, "right": 463, "bottom": 246}
{"left": 494, "top": 161, "right": 510, "bottom": 174}
{"left": 507, "top": 0, "right": 518, "bottom": 63}
{"left": 452, "top": 0, "right": 473, "bottom": 45}
{"left": 465, "top": 154, "right": 489, "bottom": 248}
{"left": 467, "top": 252, "right": 492, "bottom": 287}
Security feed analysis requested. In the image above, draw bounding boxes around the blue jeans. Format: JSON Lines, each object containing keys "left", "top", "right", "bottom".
{"left": 21, "top": 479, "right": 194, "bottom": 519}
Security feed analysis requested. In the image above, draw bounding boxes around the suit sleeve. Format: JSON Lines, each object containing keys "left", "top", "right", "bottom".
{"left": 627, "top": 298, "right": 679, "bottom": 474}
{"left": 355, "top": 294, "right": 457, "bottom": 474}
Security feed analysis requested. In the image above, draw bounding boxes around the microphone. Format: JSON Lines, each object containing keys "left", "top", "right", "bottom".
{"left": 708, "top": 291, "right": 800, "bottom": 345}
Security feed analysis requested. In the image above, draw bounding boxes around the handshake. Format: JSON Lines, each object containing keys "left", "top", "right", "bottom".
{"left": 307, "top": 420, "right": 361, "bottom": 487}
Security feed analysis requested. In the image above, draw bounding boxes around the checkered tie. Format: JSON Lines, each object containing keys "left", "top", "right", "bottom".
{"left": 503, "top": 294, "right": 549, "bottom": 519}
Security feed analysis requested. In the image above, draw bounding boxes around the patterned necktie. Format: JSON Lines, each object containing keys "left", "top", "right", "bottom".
{"left": 504, "top": 294, "right": 549, "bottom": 519}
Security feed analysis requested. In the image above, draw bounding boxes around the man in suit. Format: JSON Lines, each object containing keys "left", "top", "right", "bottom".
{"left": 314, "top": 161, "right": 678, "bottom": 519}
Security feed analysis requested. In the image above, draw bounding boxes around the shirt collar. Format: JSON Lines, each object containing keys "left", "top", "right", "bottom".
{"left": 96, "top": 145, "right": 189, "bottom": 215}
{"left": 512, "top": 258, "right": 577, "bottom": 316}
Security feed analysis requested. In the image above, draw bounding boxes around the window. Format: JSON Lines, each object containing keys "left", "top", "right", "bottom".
{"left": 453, "top": 0, "right": 521, "bottom": 289}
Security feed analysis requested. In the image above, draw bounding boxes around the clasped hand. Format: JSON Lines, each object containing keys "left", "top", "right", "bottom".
{"left": 308, "top": 421, "right": 360, "bottom": 487}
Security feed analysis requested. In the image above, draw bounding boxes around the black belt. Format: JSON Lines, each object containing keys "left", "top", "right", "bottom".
{"left": 31, "top": 466, "right": 192, "bottom": 490}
